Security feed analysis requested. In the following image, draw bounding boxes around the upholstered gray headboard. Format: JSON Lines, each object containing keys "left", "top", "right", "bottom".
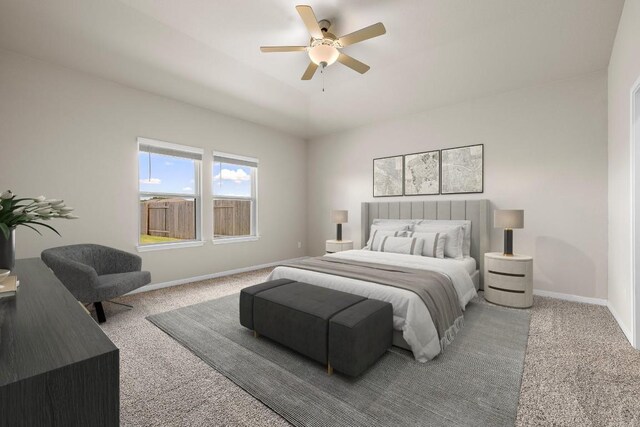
{"left": 361, "top": 200, "right": 491, "bottom": 289}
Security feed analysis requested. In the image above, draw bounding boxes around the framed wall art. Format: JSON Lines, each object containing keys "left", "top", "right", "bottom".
{"left": 373, "top": 155, "right": 403, "bottom": 197}
{"left": 441, "top": 144, "right": 484, "bottom": 194}
{"left": 403, "top": 150, "right": 440, "bottom": 196}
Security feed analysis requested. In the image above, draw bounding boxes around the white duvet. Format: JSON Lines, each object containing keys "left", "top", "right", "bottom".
{"left": 267, "top": 250, "right": 477, "bottom": 362}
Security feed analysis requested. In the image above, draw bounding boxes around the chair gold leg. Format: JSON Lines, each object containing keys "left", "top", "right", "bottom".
{"left": 253, "top": 330, "right": 259, "bottom": 338}
{"left": 327, "top": 362, "right": 333, "bottom": 376}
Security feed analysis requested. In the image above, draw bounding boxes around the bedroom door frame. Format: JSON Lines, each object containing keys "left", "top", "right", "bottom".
{"left": 631, "top": 77, "right": 640, "bottom": 350}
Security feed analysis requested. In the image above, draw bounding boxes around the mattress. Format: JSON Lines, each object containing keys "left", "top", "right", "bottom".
{"left": 455, "top": 256, "right": 478, "bottom": 275}
{"left": 267, "top": 250, "right": 477, "bottom": 362}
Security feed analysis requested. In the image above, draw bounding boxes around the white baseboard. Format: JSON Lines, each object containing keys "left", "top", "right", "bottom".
{"left": 126, "top": 257, "right": 308, "bottom": 296}
{"left": 607, "top": 301, "right": 635, "bottom": 345}
{"left": 132, "top": 267, "right": 638, "bottom": 346}
{"left": 532, "top": 289, "right": 607, "bottom": 306}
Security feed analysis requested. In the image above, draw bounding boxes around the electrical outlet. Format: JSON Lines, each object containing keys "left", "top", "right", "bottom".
{"left": 297, "top": 241, "right": 302, "bottom": 248}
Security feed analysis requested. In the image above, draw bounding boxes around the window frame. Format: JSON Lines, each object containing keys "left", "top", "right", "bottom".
{"left": 212, "top": 151, "right": 259, "bottom": 243}
{"left": 136, "top": 137, "right": 204, "bottom": 251}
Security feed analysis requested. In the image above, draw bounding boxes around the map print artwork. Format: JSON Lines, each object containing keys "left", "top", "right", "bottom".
{"left": 441, "top": 144, "right": 483, "bottom": 194}
{"left": 373, "top": 156, "right": 403, "bottom": 197}
{"left": 404, "top": 151, "right": 440, "bottom": 195}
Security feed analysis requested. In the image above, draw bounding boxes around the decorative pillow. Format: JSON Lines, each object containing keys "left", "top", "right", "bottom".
{"left": 366, "top": 224, "right": 409, "bottom": 248}
{"left": 372, "top": 219, "right": 419, "bottom": 229}
{"left": 418, "top": 220, "right": 472, "bottom": 256}
{"left": 375, "top": 236, "right": 424, "bottom": 256}
{"left": 413, "top": 224, "right": 464, "bottom": 259}
{"left": 368, "top": 230, "right": 405, "bottom": 251}
{"left": 408, "top": 231, "right": 446, "bottom": 258}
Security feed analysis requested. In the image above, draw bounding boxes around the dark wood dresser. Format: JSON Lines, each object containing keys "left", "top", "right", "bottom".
{"left": 0, "top": 258, "right": 119, "bottom": 426}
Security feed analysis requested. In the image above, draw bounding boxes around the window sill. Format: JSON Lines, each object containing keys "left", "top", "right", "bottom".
{"left": 213, "top": 235, "right": 260, "bottom": 245}
{"left": 136, "top": 240, "right": 205, "bottom": 252}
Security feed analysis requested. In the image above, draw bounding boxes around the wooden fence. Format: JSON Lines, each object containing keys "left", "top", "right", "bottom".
{"left": 140, "top": 198, "right": 251, "bottom": 239}
{"left": 140, "top": 198, "right": 195, "bottom": 240}
{"left": 214, "top": 199, "right": 251, "bottom": 236}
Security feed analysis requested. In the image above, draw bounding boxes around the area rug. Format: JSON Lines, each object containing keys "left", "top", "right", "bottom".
{"left": 147, "top": 294, "right": 530, "bottom": 427}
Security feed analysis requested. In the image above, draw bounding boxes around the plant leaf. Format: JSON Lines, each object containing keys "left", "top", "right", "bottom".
{"left": 20, "top": 223, "right": 43, "bottom": 236}
{"left": 0, "top": 223, "right": 10, "bottom": 240}
{"left": 28, "top": 221, "right": 61, "bottom": 237}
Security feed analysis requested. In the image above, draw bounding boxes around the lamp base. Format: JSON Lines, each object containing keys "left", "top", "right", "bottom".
{"left": 336, "top": 224, "right": 342, "bottom": 241}
{"left": 503, "top": 229, "right": 513, "bottom": 256}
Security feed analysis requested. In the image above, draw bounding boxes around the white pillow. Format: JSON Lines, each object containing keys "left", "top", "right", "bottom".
{"left": 368, "top": 230, "right": 404, "bottom": 251}
{"left": 414, "top": 224, "right": 464, "bottom": 259}
{"left": 366, "top": 224, "right": 409, "bottom": 248}
{"left": 408, "top": 231, "right": 446, "bottom": 258}
{"left": 375, "top": 236, "right": 424, "bottom": 256}
{"left": 372, "top": 219, "right": 418, "bottom": 229}
{"left": 418, "top": 220, "right": 471, "bottom": 256}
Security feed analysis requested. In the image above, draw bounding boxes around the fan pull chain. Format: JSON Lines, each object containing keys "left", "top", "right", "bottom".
{"left": 321, "top": 65, "right": 325, "bottom": 92}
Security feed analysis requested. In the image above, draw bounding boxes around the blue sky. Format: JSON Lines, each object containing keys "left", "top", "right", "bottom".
{"left": 138, "top": 152, "right": 252, "bottom": 197}
{"left": 213, "top": 161, "right": 252, "bottom": 197}
{"left": 139, "top": 152, "right": 196, "bottom": 194}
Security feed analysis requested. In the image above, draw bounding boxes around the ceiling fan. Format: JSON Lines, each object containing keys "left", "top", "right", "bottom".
{"left": 260, "top": 5, "right": 386, "bottom": 80}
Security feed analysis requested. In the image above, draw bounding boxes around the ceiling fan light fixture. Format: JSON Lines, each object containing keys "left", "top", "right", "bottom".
{"left": 308, "top": 43, "right": 339, "bottom": 67}
{"left": 260, "top": 5, "right": 386, "bottom": 80}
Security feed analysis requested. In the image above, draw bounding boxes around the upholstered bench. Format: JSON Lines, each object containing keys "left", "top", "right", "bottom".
{"left": 239, "top": 279, "right": 393, "bottom": 377}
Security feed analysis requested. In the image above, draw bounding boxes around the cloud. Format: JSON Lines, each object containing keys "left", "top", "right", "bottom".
{"left": 182, "top": 186, "right": 193, "bottom": 192}
{"left": 164, "top": 161, "right": 173, "bottom": 166}
{"left": 224, "top": 193, "right": 251, "bottom": 197}
{"left": 213, "top": 168, "right": 251, "bottom": 184}
{"left": 140, "top": 178, "right": 161, "bottom": 184}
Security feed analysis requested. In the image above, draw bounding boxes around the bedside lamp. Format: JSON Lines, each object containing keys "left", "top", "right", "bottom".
{"left": 494, "top": 209, "right": 524, "bottom": 256}
{"left": 331, "top": 210, "right": 348, "bottom": 241}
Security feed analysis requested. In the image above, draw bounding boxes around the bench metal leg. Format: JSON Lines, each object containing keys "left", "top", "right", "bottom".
{"left": 327, "top": 363, "right": 333, "bottom": 376}
{"left": 106, "top": 300, "right": 133, "bottom": 309}
{"left": 94, "top": 302, "right": 106, "bottom": 324}
{"left": 253, "top": 331, "right": 259, "bottom": 338}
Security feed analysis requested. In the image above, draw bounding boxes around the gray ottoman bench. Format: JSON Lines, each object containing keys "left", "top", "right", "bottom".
{"left": 240, "top": 279, "right": 393, "bottom": 377}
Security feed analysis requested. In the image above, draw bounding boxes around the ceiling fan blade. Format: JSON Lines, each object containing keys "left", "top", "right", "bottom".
{"left": 337, "top": 53, "right": 370, "bottom": 74}
{"left": 338, "top": 22, "right": 386, "bottom": 47}
{"left": 296, "top": 5, "right": 323, "bottom": 39}
{"left": 301, "top": 62, "right": 318, "bottom": 80}
{"left": 260, "top": 46, "right": 307, "bottom": 53}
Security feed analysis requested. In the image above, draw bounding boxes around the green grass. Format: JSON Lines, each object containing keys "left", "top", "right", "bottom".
{"left": 139, "top": 234, "right": 184, "bottom": 245}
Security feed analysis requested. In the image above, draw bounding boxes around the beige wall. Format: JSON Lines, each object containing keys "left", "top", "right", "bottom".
{"left": 608, "top": 0, "right": 640, "bottom": 345}
{"left": 0, "top": 49, "right": 307, "bottom": 284}
{"left": 308, "top": 72, "right": 608, "bottom": 300}
{"left": 0, "top": 41, "right": 617, "bottom": 308}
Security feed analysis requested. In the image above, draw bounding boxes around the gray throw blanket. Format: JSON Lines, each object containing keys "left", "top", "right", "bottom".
{"left": 281, "top": 256, "right": 464, "bottom": 351}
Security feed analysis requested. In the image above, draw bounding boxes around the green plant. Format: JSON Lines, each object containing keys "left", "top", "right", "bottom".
{"left": 139, "top": 234, "right": 183, "bottom": 244}
{"left": 0, "top": 190, "right": 78, "bottom": 239}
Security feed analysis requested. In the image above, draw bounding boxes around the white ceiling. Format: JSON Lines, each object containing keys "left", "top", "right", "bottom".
{"left": 0, "top": 0, "right": 625, "bottom": 138}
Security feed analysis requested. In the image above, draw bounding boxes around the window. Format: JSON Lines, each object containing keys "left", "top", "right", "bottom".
{"left": 213, "top": 152, "right": 258, "bottom": 241}
{"left": 138, "top": 138, "right": 202, "bottom": 248}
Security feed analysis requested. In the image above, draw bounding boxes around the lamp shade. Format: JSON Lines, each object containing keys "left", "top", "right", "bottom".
{"left": 494, "top": 210, "right": 524, "bottom": 229}
{"left": 309, "top": 44, "right": 339, "bottom": 66}
{"left": 331, "top": 210, "right": 348, "bottom": 224}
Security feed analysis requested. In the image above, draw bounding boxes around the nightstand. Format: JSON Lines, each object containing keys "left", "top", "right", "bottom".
{"left": 326, "top": 240, "right": 353, "bottom": 254}
{"left": 484, "top": 252, "right": 533, "bottom": 308}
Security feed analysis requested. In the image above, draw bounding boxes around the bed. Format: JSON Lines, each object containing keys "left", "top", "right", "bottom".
{"left": 268, "top": 199, "right": 491, "bottom": 362}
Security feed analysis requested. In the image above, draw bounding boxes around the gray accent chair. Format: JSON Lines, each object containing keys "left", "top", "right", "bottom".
{"left": 41, "top": 244, "right": 151, "bottom": 323}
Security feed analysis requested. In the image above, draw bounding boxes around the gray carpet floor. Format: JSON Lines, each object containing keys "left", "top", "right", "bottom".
{"left": 100, "top": 268, "right": 640, "bottom": 426}
{"left": 147, "top": 294, "right": 529, "bottom": 427}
